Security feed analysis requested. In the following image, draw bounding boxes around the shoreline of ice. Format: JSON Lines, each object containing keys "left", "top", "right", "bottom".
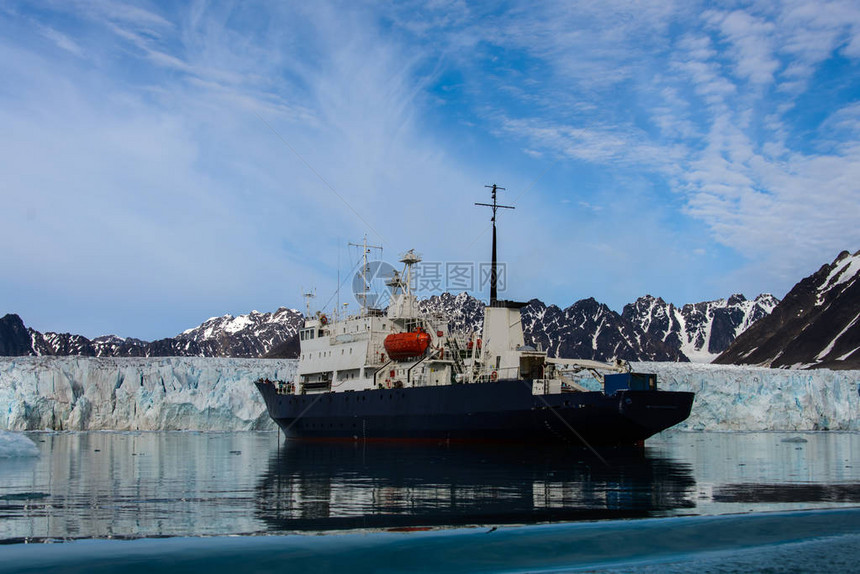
{"left": 1, "top": 357, "right": 858, "bottom": 432}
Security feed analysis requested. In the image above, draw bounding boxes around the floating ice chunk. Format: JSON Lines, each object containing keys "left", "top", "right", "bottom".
{"left": 0, "top": 430, "right": 40, "bottom": 458}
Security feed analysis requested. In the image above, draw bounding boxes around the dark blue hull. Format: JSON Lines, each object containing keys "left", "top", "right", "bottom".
{"left": 255, "top": 379, "right": 694, "bottom": 446}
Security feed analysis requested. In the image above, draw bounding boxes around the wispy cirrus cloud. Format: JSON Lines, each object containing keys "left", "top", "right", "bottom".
{"left": 413, "top": 0, "right": 860, "bottom": 299}
{"left": 0, "top": 1, "right": 483, "bottom": 336}
{"left": 37, "top": 24, "right": 85, "bottom": 57}
{"left": 1, "top": 0, "right": 859, "bottom": 338}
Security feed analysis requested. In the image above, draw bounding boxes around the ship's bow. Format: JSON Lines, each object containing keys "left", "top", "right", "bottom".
{"left": 618, "top": 390, "right": 695, "bottom": 437}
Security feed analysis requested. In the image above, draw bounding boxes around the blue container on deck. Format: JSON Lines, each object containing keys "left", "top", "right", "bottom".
{"left": 604, "top": 373, "right": 657, "bottom": 395}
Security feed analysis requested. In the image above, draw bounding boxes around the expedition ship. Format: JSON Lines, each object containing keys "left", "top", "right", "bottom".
{"left": 255, "top": 187, "right": 694, "bottom": 445}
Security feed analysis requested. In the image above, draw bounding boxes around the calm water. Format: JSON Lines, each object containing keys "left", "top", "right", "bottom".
{"left": 1, "top": 431, "right": 859, "bottom": 572}
{"left": 1, "top": 431, "right": 858, "bottom": 540}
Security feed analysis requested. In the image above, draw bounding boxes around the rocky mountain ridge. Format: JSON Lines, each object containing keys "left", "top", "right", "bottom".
{"left": 621, "top": 293, "right": 779, "bottom": 362}
{"left": 715, "top": 250, "right": 860, "bottom": 369}
{"left": 416, "top": 291, "right": 775, "bottom": 362}
{"left": 0, "top": 308, "right": 304, "bottom": 359}
{"left": 0, "top": 288, "right": 783, "bottom": 363}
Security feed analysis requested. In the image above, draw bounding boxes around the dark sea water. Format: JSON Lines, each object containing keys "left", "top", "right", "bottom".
{"left": 1, "top": 431, "right": 859, "bottom": 572}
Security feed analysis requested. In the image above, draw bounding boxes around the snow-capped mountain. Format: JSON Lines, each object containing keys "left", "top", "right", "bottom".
{"left": 0, "top": 307, "right": 304, "bottom": 359}
{"left": 521, "top": 298, "right": 685, "bottom": 361}
{"left": 2, "top": 283, "right": 781, "bottom": 363}
{"left": 716, "top": 250, "right": 860, "bottom": 369}
{"left": 4, "top": 287, "right": 771, "bottom": 362}
{"left": 417, "top": 292, "right": 485, "bottom": 333}
{"left": 177, "top": 308, "right": 304, "bottom": 357}
{"left": 415, "top": 293, "right": 764, "bottom": 362}
{"left": 622, "top": 294, "right": 779, "bottom": 363}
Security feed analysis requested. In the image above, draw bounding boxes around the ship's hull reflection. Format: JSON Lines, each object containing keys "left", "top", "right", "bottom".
{"left": 255, "top": 441, "right": 696, "bottom": 532}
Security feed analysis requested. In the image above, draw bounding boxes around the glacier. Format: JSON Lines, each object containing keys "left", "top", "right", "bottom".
{"left": 0, "top": 357, "right": 295, "bottom": 431}
{"left": 0, "top": 357, "right": 858, "bottom": 432}
{"left": 634, "top": 362, "right": 860, "bottom": 432}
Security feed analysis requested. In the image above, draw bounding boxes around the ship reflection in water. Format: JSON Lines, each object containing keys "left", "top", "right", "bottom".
{"left": 4, "top": 432, "right": 858, "bottom": 543}
{"left": 255, "top": 441, "right": 697, "bottom": 532}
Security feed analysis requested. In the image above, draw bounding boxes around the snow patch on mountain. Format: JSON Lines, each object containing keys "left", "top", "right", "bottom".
{"left": 417, "top": 292, "right": 485, "bottom": 334}
{"left": 417, "top": 292, "right": 772, "bottom": 362}
{"left": 817, "top": 251, "right": 860, "bottom": 305}
{"left": 176, "top": 307, "right": 304, "bottom": 357}
{"left": 520, "top": 298, "right": 686, "bottom": 361}
{"left": 623, "top": 294, "right": 779, "bottom": 363}
{"left": 4, "top": 287, "right": 777, "bottom": 363}
{"left": 717, "top": 250, "right": 860, "bottom": 369}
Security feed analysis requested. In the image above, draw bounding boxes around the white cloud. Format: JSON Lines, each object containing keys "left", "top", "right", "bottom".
{"left": 777, "top": 0, "right": 860, "bottom": 84}
{"left": 462, "top": 1, "right": 860, "bottom": 300}
{"left": 37, "top": 24, "right": 85, "bottom": 57}
{"left": 0, "top": 1, "right": 488, "bottom": 336}
{"left": 72, "top": 0, "right": 173, "bottom": 34}
{"left": 3, "top": 0, "right": 860, "bottom": 337}
{"left": 705, "top": 9, "right": 780, "bottom": 86}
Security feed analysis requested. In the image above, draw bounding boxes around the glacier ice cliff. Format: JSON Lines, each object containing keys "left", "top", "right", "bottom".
{"left": 0, "top": 357, "right": 295, "bottom": 431}
{"left": 0, "top": 357, "right": 857, "bottom": 432}
{"left": 635, "top": 362, "right": 860, "bottom": 431}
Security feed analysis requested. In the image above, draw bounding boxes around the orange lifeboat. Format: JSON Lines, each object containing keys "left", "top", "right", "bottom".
{"left": 384, "top": 329, "right": 431, "bottom": 361}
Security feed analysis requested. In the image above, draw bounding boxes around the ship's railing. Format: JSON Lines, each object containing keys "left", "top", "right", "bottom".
{"left": 257, "top": 378, "right": 296, "bottom": 395}
{"left": 447, "top": 332, "right": 483, "bottom": 361}
{"left": 445, "top": 336, "right": 466, "bottom": 375}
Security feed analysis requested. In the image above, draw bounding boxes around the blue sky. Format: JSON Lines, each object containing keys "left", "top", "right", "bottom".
{"left": 1, "top": 1, "right": 859, "bottom": 340}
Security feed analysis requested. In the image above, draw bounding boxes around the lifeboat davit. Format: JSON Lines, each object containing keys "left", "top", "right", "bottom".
{"left": 384, "top": 329, "right": 431, "bottom": 361}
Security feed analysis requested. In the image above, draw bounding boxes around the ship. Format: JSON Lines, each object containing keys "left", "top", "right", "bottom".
{"left": 255, "top": 186, "right": 694, "bottom": 445}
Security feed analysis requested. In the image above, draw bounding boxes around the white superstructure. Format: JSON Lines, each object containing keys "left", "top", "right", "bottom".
{"left": 282, "top": 248, "right": 629, "bottom": 397}
{"left": 292, "top": 250, "right": 467, "bottom": 394}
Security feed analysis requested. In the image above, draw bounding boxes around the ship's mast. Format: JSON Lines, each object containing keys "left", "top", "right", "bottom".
{"left": 475, "top": 184, "right": 514, "bottom": 304}
{"left": 400, "top": 249, "right": 421, "bottom": 298}
{"left": 302, "top": 288, "right": 316, "bottom": 318}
